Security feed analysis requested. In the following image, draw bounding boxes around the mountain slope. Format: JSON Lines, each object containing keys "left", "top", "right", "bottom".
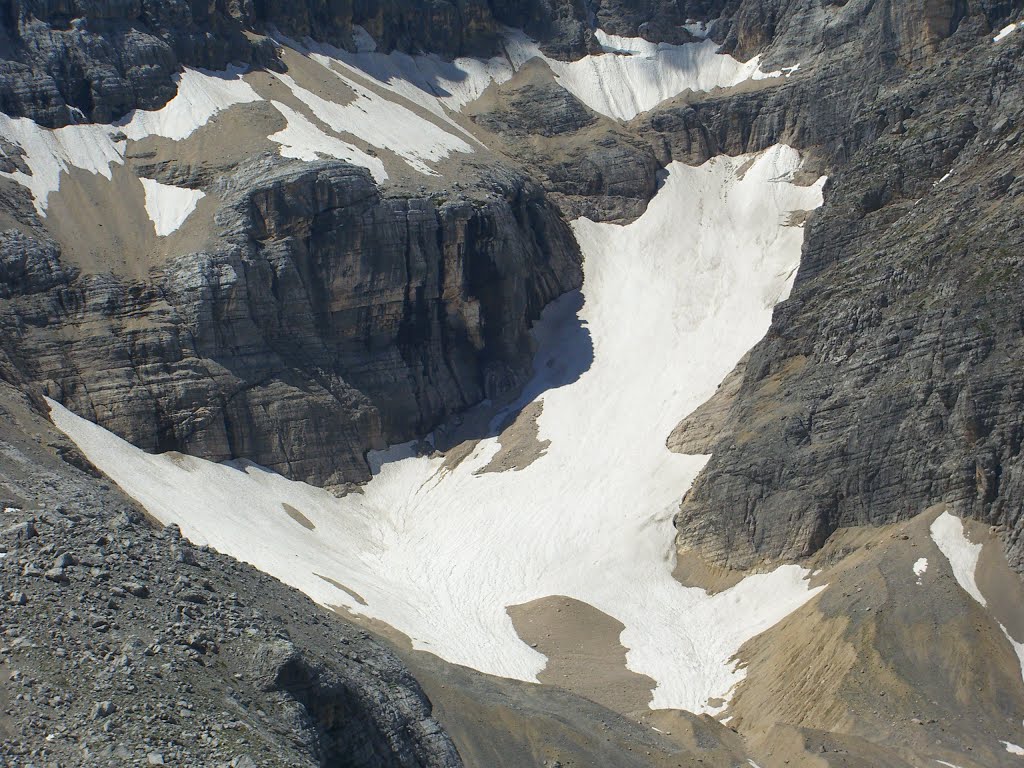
{"left": 2, "top": 1, "right": 1024, "bottom": 767}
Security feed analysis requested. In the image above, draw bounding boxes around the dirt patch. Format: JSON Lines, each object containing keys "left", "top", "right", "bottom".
{"left": 507, "top": 595, "right": 656, "bottom": 716}
{"left": 975, "top": 519, "right": 1024, "bottom": 643}
{"left": 334, "top": 597, "right": 750, "bottom": 768}
{"left": 282, "top": 502, "right": 315, "bottom": 530}
{"left": 728, "top": 513, "right": 1024, "bottom": 768}
{"left": 475, "top": 401, "right": 549, "bottom": 474}
{"left": 129, "top": 97, "right": 284, "bottom": 181}
{"left": 316, "top": 573, "right": 367, "bottom": 606}
{"left": 45, "top": 153, "right": 223, "bottom": 280}
{"left": 672, "top": 549, "right": 745, "bottom": 594}
{"left": 785, "top": 209, "right": 813, "bottom": 227}
{"left": 438, "top": 437, "right": 480, "bottom": 475}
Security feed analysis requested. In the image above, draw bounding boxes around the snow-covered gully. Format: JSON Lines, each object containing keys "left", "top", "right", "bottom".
{"left": 51, "top": 144, "right": 826, "bottom": 713}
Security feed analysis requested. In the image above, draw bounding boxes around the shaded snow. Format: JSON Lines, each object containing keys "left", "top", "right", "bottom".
{"left": 504, "top": 28, "right": 788, "bottom": 121}
{"left": 684, "top": 21, "right": 710, "bottom": 39}
{"left": 301, "top": 36, "right": 514, "bottom": 116}
{"left": 930, "top": 512, "right": 986, "bottom": 605}
{"left": 50, "top": 145, "right": 826, "bottom": 714}
{"left": 139, "top": 178, "right": 205, "bottom": 236}
{"left": 350, "top": 24, "right": 378, "bottom": 53}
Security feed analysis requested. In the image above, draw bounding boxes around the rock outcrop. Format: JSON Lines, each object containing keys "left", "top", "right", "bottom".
{"left": 669, "top": 0, "right": 1024, "bottom": 569}
{"left": 0, "top": 159, "right": 581, "bottom": 487}
{"left": 0, "top": 380, "right": 462, "bottom": 767}
{"left": 469, "top": 59, "right": 660, "bottom": 222}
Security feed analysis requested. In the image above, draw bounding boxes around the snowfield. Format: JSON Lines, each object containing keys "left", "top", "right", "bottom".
{"left": 0, "top": 67, "right": 258, "bottom": 214}
{"left": 140, "top": 178, "right": 206, "bottom": 236}
{"left": 504, "top": 28, "right": 788, "bottom": 121}
{"left": 0, "top": 26, "right": 795, "bottom": 211}
{"left": 930, "top": 511, "right": 986, "bottom": 606}
{"left": 51, "top": 145, "right": 827, "bottom": 713}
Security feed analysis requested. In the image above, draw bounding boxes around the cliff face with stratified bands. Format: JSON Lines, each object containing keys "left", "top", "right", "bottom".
{"left": 1, "top": 160, "right": 581, "bottom": 487}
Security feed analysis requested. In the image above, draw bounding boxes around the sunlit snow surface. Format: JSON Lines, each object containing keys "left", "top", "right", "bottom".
{"left": 994, "top": 22, "right": 1021, "bottom": 42}
{"left": 140, "top": 178, "right": 206, "bottom": 236}
{"left": 0, "top": 67, "right": 259, "bottom": 214}
{"left": 51, "top": 146, "right": 826, "bottom": 713}
{"left": 504, "top": 28, "right": 787, "bottom": 121}
{"left": 930, "top": 511, "right": 986, "bottom": 606}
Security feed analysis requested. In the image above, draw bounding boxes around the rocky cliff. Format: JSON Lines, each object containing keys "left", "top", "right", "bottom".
{"left": 0, "top": 158, "right": 580, "bottom": 487}
{"left": 0, "top": 0, "right": 605, "bottom": 129}
{"left": 666, "top": 0, "right": 1024, "bottom": 569}
{"left": 0, "top": 380, "right": 462, "bottom": 767}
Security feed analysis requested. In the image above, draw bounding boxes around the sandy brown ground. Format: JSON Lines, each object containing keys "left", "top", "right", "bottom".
{"left": 282, "top": 501, "right": 316, "bottom": 529}
{"left": 330, "top": 602, "right": 748, "bottom": 768}
{"left": 476, "top": 401, "right": 550, "bottom": 474}
{"left": 728, "top": 506, "right": 1024, "bottom": 768}
{"left": 507, "top": 595, "right": 656, "bottom": 715}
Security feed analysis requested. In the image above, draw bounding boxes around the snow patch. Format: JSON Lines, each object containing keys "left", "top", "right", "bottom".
{"left": 122, "top": 67, "right": 260, "bottom": 142}
{"left": 0, "top": 67, "right": 259, "bottom": 214}
{"left": 913, "top": 557, "right": 928, "bottom": 584}
{"left": 930, "top": 511, "right": 986, "bottom": 606}
{"left": 935, "top": 761, "right": 964, "bottom": 768}
{"left": 1004, "top": 741, "right": 1024, "bottom": 756}
{"left": 0, "top": 114, "right": 125, "bottom": 214}
{"left": 350, "top": 24, "right": 378, "bottom": 53}
{"left": 267, "top": 101, "right": 388, "bottom": 182}
{"left": 684, "top": 21, "right": 710, "bottom": 39}
{"left": 272, "top": 70, "right": 473, "bottom": 175}
{"left": 49, "top": 145, "right": 826, "bottom": 714}
{"left": 1001, "top": 625, "right": 1024, "bottom": 684}
{"left": 139, "top": 178, "right": 205, "bottom": 236}
{"left": 994, "top": 22, "right": 1021, "bottom": 42}
{"left": 504, "top": 28, "right": 791, "bottom": 121}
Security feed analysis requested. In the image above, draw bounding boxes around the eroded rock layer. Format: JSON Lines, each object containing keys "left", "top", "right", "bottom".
{"left": 1, "top": 160, "right": 581, "bottom": 487}
{"left": 669, "top": 0, "right": 1024, "bottom": 569}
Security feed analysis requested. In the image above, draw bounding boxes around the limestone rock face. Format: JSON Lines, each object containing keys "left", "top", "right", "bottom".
{"left": 469, "top": 60, "right": 660, "bottom": 222}
{"left": 0, "top": 161, "right": 582, "bottom": 487}
{"left": 667, "top": 1, "right": 1024, "bottom": 569}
